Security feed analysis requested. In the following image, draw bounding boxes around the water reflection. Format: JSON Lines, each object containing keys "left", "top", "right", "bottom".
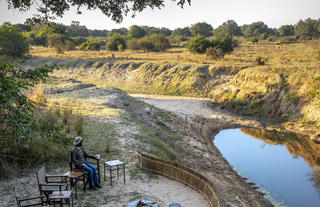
{"left": 241, "top": 128, "right": 320, "bottom": 196}
{"left": 214, "top": 128, "right": 320, "bottom": 207}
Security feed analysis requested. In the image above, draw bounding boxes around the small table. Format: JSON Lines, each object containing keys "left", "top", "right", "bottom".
{"left": 104, "top": 160, "right": 125, "bottom": 186}
{"left": 49, "top": 190, "right": 73, "bottom": 207}
{"left": 64, "top": 171, "right": 86, "bottom": 199}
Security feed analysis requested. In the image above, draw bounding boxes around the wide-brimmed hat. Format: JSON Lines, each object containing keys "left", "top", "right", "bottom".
{"left": 74, "top": 136, "right": 83, "bottom": 145}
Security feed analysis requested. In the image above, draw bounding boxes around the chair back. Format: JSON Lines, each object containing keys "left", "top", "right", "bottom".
{"left": 69, "top": 150, "right": 74, "bottom": 171}
{"left": 36, "top": 166, "right": 46, "bottom": 185}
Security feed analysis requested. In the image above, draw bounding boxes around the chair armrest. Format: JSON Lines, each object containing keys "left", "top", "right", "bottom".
{"left": 45, "top": 175, "right": 68, "bottom": 183}
{"left": 46, "top": 175, "right": 68, "bottom": 178}
{"left": 18, "top": 195, "right": 46, "bottom": 202}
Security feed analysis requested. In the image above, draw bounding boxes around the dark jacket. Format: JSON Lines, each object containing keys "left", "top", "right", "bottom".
{"left": 72, "top": 146, "right": 95, "bottom": 166}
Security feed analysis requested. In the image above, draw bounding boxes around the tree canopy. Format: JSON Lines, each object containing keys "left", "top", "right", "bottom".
{"left": 7, "top": 0, "right": 191, "bottom": 23}
{"left": 190, "top": 22, "right": 213, "bottom": 37}
{"left": 0, "top": 22, "right": 29, "bottom": 57}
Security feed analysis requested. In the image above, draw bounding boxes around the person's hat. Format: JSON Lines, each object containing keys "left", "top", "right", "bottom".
{"left": 74, "top": 136, "right": 83, "bottom": 145}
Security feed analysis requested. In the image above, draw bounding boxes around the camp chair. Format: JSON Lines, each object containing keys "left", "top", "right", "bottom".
{"left": 16, "top": 195, "right": 50, "bottom": 207}
{"left": 36, "top": 166, "right": 68, "bottom": 202}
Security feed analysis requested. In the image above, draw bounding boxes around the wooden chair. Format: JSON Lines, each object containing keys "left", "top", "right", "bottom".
{"left": 69, "top": 150, "right": 101, "bottom": 184}
{"left": 36, "top": 166, "right": 68, "bottom": 202}
{"left": 16, "top": 195, "right": 50, "bottom": 207}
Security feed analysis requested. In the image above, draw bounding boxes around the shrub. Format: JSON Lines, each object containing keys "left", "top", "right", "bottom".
{"left": 259, "top": 32, "right": 268, "bottom": 40}
{"left": 251, "top": 37, "right": 259, "bottom": 43}
{"left": 187, "top": 35, "right": 211, "bottom": 53}
{"left": 127, "top": 34, "right": 170, "bottom": 52}
{"left": 148, "top": 34, "right": 170, "bottom": 51}
{"left": 127, "top": 39, "right": 140, "bottom": 50}
{"left": 0, "top": 22, "right": 29, "bottom": 57}
{"left": 47, "top": 33, "right": 75, "bottom": 54}
{"left": 206, "top": 47, "right": 224, "bottom": 60}
{"left": 106, "top": 34, "right": 126, "bottom": 51}
{"left": 211, "top": 32, "right": 233, "bottom": 53}
{"left": 79, "top": 40, "right": 100, "bottom": 51}
{"left": 73, "top": 37, "right": 87, "bottom": 46}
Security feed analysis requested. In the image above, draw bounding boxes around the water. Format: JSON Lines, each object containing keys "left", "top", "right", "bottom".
{"left": 214, "top": 128, "right": 320, "bottom": 207}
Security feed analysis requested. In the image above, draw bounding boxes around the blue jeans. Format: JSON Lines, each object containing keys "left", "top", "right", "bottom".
{"left": 77, "top": 162, "right": 99, "bottom": 187}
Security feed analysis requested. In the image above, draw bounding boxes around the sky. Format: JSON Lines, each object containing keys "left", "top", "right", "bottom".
{"left": 1, "top": 0, "right": 320, "bottom": 30}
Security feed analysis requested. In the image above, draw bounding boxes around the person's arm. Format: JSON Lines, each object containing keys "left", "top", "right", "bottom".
{"left": 72, "top": 149, "right": 84, "bottom": 166}
{"left": 83, "top": 148, "right": 96, "bottom": 160}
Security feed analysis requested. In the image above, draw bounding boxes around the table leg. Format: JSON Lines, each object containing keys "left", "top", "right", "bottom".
{"left": 75, "top": 178, "right": 77, "bottom": 199}
{"left": 110, "top": 166, "right": 112, "bottom": 186}
{"left": 104, "top": 163, "right": 106, "bottom": 181}
{"left": 123, "top": 164, "right": 126, "bottom": 184}
{"left": 117, "top": 165, "right": 119, "bottom": 179}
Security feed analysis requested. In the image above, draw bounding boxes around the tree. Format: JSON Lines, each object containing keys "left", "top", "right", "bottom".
{"left": 108, "top": 28, "right": 128, "bottom": 37}
{"left": 106, "top": 34, "right": 126, "bottom": 51}
{"left": 7, "top": 0, "right": 191, "bottom": 23}
{"left": 241, "top": 21, "right": 272, "bottom": 37}
{"left": 172, "top": 27, "right": 192, "bottom": 36}
{"left": 190, "top": 22, "right": 213, "bottom": 37}
{"left": 67, "top": 21, "right": 89, "bottom": 37}
{"left": 295, "top": 18, "right": 320, "bottom": 39}
{"left": 0, "top": 62, "right": 62, "bottom": 149}
{"left": 89, "top": 29, "right": 108, "bottom": 37}
{"left": 0, "top": 22, "right": 29, "bottom": 57}
{"left": 47, "top": 33, "right": 74, "bottom": 54}
{"left": 128, "top": 25, "right": 146, "bottom": 38}
{"left": 215, "top": 20, "right": 242, "bottom": 37}
{"left": 278, "top": 25, "right": 295, "bottom": 36}
{"left": 187, "top": 35, "right": 211, "bottom": 53}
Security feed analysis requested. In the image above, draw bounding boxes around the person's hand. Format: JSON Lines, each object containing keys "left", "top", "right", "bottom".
{"left": 82, "top": 163, "right": 87, "bottom": 167}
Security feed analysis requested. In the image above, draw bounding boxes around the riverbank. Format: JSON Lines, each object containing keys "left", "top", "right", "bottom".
{"left": 1, "top": 83, "right": 273, "bottom": 206}
{"left": 132, "top": 94, "right": 273, "bottom": 206}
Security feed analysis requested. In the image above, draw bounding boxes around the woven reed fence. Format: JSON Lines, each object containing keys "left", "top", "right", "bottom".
{"left": 137, "top": 150, "right": 223, "bottom": 207}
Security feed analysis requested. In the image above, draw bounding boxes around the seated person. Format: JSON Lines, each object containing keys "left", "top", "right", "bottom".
{"left": 72, "top": 136, "right": 102, "bottom": 190}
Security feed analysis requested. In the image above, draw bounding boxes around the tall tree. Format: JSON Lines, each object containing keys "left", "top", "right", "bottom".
{"left": 128, "top": 25, "right": 147, "bottom": 38}
{"left": 190, "top": 22, "right": 213, "bottom": 37}
{"left": 215, "top": 20, "right": 242, "bottom": 37}
{"left": 295, "top": 18, "right": 320, "bottom": 39}
{"left": 278, "top": 25, "right": 295, "bottom": 36}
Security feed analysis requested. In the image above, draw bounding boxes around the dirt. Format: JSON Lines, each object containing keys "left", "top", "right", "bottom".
{"left": 0, "top": 85, "right": 272, "bottom": 207}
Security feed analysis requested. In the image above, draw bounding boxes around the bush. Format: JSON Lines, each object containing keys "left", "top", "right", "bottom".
{"left": 0, "top": 22, "right": 29, "bottom": 57}
{"left": 79, "top": 40, "right": 100, "bottom": 51}
{"left": 106, "top": 34, "right": 126, "bottom": 51}
{"left": 127, "top": 39, "right": 140, "bottom": 50}
{"left": 127, "top": 34, "right": 170, "bottom": 52}
{"left": 148, "top": 34, "right": 170, "bottom": 51}
{"left": 206, "top": 47, "right": 224, "bottom": 60}
{"left": 251, "top": 37, "right": 259, "bottom": 43}
{"left": 47, "top": 33, "right": 75, "bottom": 54}
{"left": 211, "top": 33, "right": 233, "bottom": 53}
{"left": 72, "top": 37, "right": 87, "bottom": 46}
{"left": 187, "top": 35, "right": 211, "bottom": 53}
{"left": 259, "top": 32, "right": 268, "bottom": 40}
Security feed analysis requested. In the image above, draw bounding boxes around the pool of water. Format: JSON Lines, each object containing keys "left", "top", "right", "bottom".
{"left": 214, "top": 128, "right": 320, "bottom": 207}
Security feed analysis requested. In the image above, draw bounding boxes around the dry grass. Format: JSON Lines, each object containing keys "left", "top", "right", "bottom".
{"left": 30, "top": 39, "right": 320, "bottom": 68}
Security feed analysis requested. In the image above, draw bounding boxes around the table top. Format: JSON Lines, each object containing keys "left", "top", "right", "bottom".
{"left": 49, "top": 190, "right": 72, "bottom": 199}
{"left": 104, "top": 160, "right": 124, "bottom": 166}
